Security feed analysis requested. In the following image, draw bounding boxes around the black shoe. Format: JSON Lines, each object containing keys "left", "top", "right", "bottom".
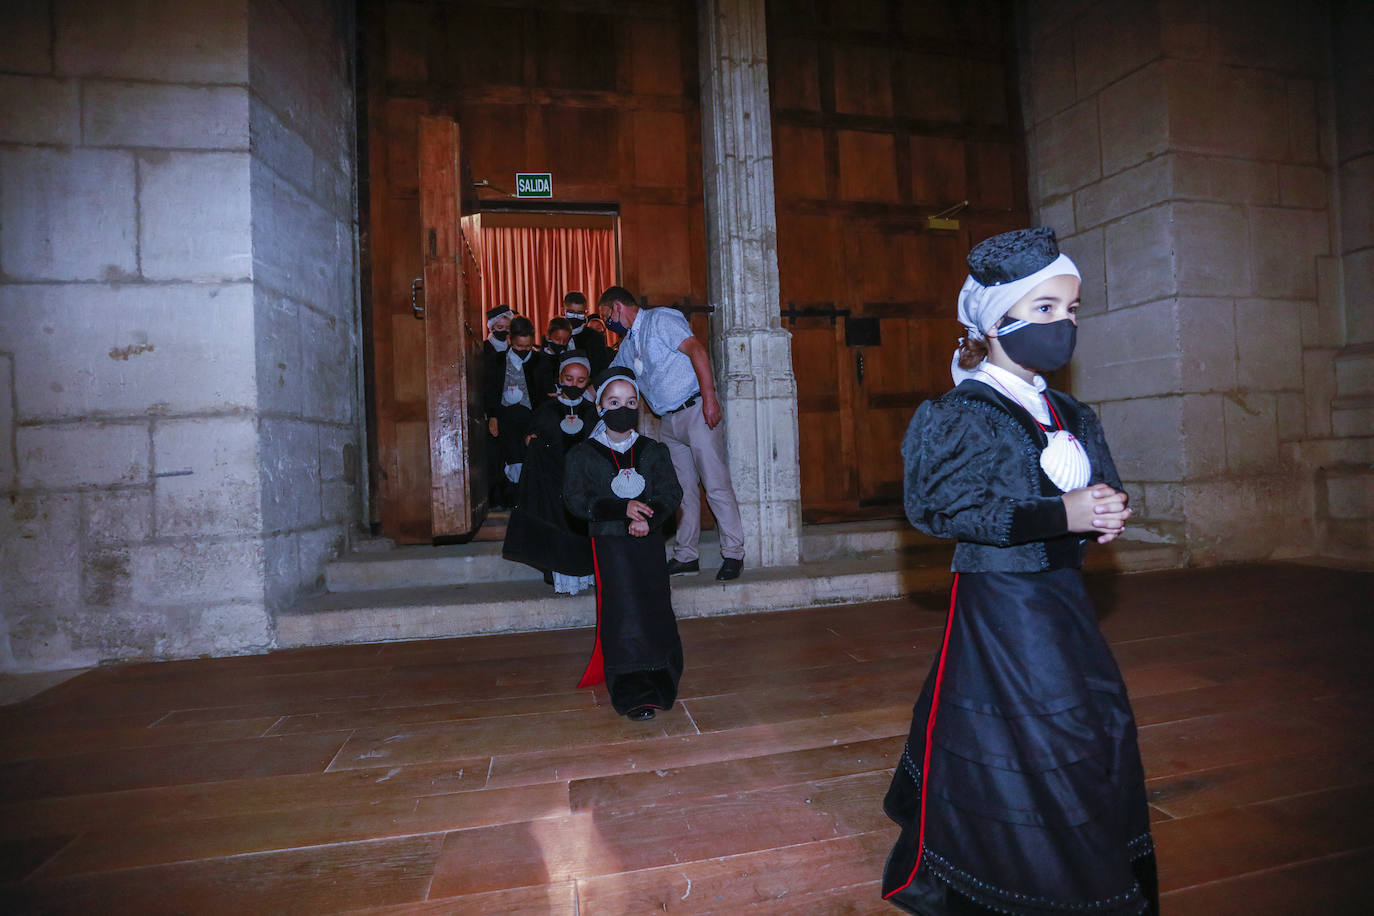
{"left": 627, "top": 705, "right": 656, "bottom": 721}
{"left": 716, "top": 557, "right": 743, "bottom": 581}
{"left": 666, "top": 558, "right": 699, "bottom": 576}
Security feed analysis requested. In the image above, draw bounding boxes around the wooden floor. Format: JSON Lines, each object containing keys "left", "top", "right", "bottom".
{"left": 1, "top": 563, "right": 1371, "bottom": 914}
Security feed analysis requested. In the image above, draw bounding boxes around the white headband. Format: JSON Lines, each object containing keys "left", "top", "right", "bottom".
{"left": 560, "top": 355, "right": 591, "bottom": 372}
{"left": 486, "top": 308, "right": 513, "bottom": 329}
{"left": 951, "top": 252, "right": 1080, "bottom": 385}
{"left": 595, "top": 375, "right": 639, "bottom": 407}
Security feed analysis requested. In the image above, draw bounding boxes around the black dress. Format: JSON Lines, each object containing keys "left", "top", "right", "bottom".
{"left": 502, "top": 396, "right": 599, "bottom": 579}
{"left": 563, "top": 434, "right": 685, "bottom": 715}
{"left": 882, "top": 382, "right": 1158, "bottom": 916}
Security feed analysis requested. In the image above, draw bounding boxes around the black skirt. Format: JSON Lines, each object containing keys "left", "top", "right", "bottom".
{"left": 578, "top": 531, "right": 683, "bottom": 716}
{"left": 502, "top": 412, "right": 594, "bottom": 578}
{"left": 882, "top": 569, "right": 1158, "bottom": 916}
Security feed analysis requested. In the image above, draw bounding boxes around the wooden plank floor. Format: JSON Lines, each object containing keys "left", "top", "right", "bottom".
{"left": 1, "top": 563, "right": 1370, "bottom": 914}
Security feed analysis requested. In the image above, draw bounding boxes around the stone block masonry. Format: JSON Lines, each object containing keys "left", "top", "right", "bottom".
{"left": 0, "top": 0, "right": 362, "bottom": 672}
{"left": 1019, "top": 0, "right": 1368, "bottom": 563}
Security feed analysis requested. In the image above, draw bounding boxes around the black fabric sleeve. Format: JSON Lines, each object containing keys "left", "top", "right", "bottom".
{"left": 594, "top": 497, "right": 631, "bottom": 520}
{"left": 1009, "top": 496, "right": 1070, "bottom": 542}
{"left": 562, "top": 445, "right": 601, "bottom": 521}
{"left": 902, "top": 398, "right": 1069, "bottom": 547}
{"left": 483, "top": 352, "right": 503, "bottom": 415}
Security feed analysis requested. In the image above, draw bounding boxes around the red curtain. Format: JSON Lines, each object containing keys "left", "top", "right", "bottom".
{"left": 476, "top": 225, "right": 617, "bottom": 342}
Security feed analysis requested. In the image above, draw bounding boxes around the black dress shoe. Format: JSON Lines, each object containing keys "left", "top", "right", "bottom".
{"left": 627, "top": 705, "right": 656, "bottom": 720}
{"left": 716, "top": 557, "right": 743, "bottom": 581}
{"left": 666, "top": 558, "right": 699, "bottom": 576}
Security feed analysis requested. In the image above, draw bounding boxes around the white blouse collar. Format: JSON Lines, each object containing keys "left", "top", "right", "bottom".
{"left": 971, "top": 361, "right": 1050, "bottom": 425}
{"left": 592, "top": 427, "right": 639, "bottom": 453}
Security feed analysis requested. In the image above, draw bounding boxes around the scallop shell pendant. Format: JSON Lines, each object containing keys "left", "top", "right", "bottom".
{"left": 610, "top": 467, "right": 646, "bottom": 498}
{"left": 1040, "top": 429, "right": 1091, "bottom": 492}
{"left": 501, "top": 385, "right": 523, "bottom": 406}
{"left": 560, "top": 414, "right": 584, "bottom": 435}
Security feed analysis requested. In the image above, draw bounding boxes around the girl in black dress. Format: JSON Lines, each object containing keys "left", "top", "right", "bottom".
{"left": 881, "top": 228, "right": 1158, "bottom": 915}
{"left": 502, "top": 349, "right": 599, "bottom": 594}
{"left": 563, "top": 367, "right": 684, "bottom": 721}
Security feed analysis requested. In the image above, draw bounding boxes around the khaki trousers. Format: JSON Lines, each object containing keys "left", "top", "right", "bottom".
{"left": 658, "top": 400, "right": 745, "bottom": 562}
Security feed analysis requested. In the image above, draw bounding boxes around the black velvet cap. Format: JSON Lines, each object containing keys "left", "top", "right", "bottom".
{"left": 486, "top": 304, "right": 514, "bottom": 321}
{"left": 593, "top": 365, "right": 636, "bottom": 389}
{"left": 967, "top": 227, "right": 1060, "bottom": 286}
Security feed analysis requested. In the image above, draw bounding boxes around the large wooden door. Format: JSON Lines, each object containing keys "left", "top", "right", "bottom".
{"left": 419, "top": 116, "right": 487, "bottom": 538}
{"left": 371, "top": 115, "right": 486, "bottom": 543}
{"left": 767, "top": 0, "right": 1030, "bottom": 521}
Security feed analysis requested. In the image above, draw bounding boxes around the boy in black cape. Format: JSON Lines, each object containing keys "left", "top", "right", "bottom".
{"left": 502, "top": 348, "right": 599, "bottom": 594}
{"left": 483, "top": 315, "right": 554, "bottom": 494}
{"left": 563, "top": 366, "right": 684, "bottom": 720}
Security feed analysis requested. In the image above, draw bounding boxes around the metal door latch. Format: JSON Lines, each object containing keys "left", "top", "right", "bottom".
{"left": 411, "top": 278, "right": 424, "bottom": 319}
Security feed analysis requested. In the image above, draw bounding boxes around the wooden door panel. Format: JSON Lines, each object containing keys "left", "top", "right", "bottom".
{"left": 792, "top": 318, "right": 857, "bottom": 511}
{"left": 420, "top": 116, "right": 485, "bottom": 539}
{"left": 768, "top": 0, "right": 1027, "bottom": 521}
{"left": 773, "top": 125, "right": 828, "bottom": 201}
{"left": 836, "top": 130, "right": 898, "bottom": 202}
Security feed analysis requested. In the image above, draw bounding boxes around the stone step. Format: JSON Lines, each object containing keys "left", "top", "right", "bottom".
{"left": 281, "top": 538, "right": 1183, "bottom": 649}
{"left": 325, "top": 520, "right": 946, "bottom": 592}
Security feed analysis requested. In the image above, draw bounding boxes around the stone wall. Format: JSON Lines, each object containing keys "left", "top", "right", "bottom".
{"left": 1019, "top": 0, "right": 1369, "bottom": 563}
{"left": 249, "top": 0, "right": 362, "bottom": 612}
{"left": 0, "top": 0, "right": 360, "bottom": 673}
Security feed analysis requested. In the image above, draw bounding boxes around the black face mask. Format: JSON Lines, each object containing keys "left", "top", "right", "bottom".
{"left": 997, "top": 318, "right": 1077, "bottom": 372}
{"left": 601, "top": 405, "right": 638, "bottom": 433}
{"left": 559, "top": 384, "right": 584, "bottom": 400}
{"left": 548, "top": 342, "right": 566, "bottom": 355}
{"left": 513, "top": 348, "right": 532, "bottom": 362}
{"left": 565, "top": 314, "right": 586, "bottom": 328}
{"left": 491, "top": 329, "right": 509, "bottom": 342}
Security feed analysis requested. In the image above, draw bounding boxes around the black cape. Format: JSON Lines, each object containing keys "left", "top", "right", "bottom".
{"left": 502, "top": 397, "right": 599, "bottom": 577}
{"left": 563, "top": 435, "right": 684, "bottom": 715}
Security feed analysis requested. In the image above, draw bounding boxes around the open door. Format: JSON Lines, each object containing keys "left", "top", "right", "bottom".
{"left": 418, "top": 115, "right": 487, "bottom": 538}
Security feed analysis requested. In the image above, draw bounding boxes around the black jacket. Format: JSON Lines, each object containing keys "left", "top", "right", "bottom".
{"left": 482, "top": 347, "right": 555, "bottom": 416}
{"left": 902, "top": 380, "right": 1122, "bottom": 572}
{"left": 563, "top": 435, "right": 683, "bottom": 539}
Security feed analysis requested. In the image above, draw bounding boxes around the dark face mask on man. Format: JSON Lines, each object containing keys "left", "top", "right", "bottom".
{"left": 601, "top": 405, "right": 638, "bottom": 433}
{"left": 491, "top": 329, "right": 509, "bottom": 342}
{"left": 995, "top": 318, "right": 1077, "bottom": 373}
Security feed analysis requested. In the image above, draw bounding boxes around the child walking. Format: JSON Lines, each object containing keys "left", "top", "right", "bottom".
{"left": 563, "top": 367, "right": 684, "bottom": 721}
{"left": 483, "top": 315, "right": 553, "bottom": 497}
{"left": 881, "top": 228, "right": 1158, "bottom": 915}
{"left": 502, "top": 349, "right": 599, "bottom": 594}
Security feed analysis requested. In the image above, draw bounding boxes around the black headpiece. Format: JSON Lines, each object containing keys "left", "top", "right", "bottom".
{"left": 966, "top": 227, "right": 1060, "bottom": 286}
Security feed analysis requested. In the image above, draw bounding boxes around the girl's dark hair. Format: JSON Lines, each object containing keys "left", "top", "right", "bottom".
{"left": 957, "top": 314, "right": 1016, "bottom": 368}
{"left": 547, "top": 317, "right": 572, "bottom": 334}
{"left": 509, "top": 316, "right": 536, "bottom": 339}
{"left": 957, "top": 336, "right": 988, "bottom": 369}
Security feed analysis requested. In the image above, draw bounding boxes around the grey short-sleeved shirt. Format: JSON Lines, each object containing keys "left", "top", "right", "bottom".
{"left": 611, "top": 308, "right": 699, "bottom": 416}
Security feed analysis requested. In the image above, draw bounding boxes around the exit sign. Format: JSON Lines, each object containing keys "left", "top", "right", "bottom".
{"left": 515, "top": 173, "right": 553, "bottom": 198}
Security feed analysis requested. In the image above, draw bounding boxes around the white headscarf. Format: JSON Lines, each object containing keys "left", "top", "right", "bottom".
{"left": 589, "top": 372, "right": 641, "bottom": 445}
{"left": 952, "top": 252, "right": 1080, "bottom": 385}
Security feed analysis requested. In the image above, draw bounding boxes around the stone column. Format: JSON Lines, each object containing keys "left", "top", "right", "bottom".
{"left": 697, "top": 0, "right": 801, "bottom": 568}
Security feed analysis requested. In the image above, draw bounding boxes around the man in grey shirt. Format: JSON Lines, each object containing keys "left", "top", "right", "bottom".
{"left": 599, "top": 286, "right": 745, "bottom": 580}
